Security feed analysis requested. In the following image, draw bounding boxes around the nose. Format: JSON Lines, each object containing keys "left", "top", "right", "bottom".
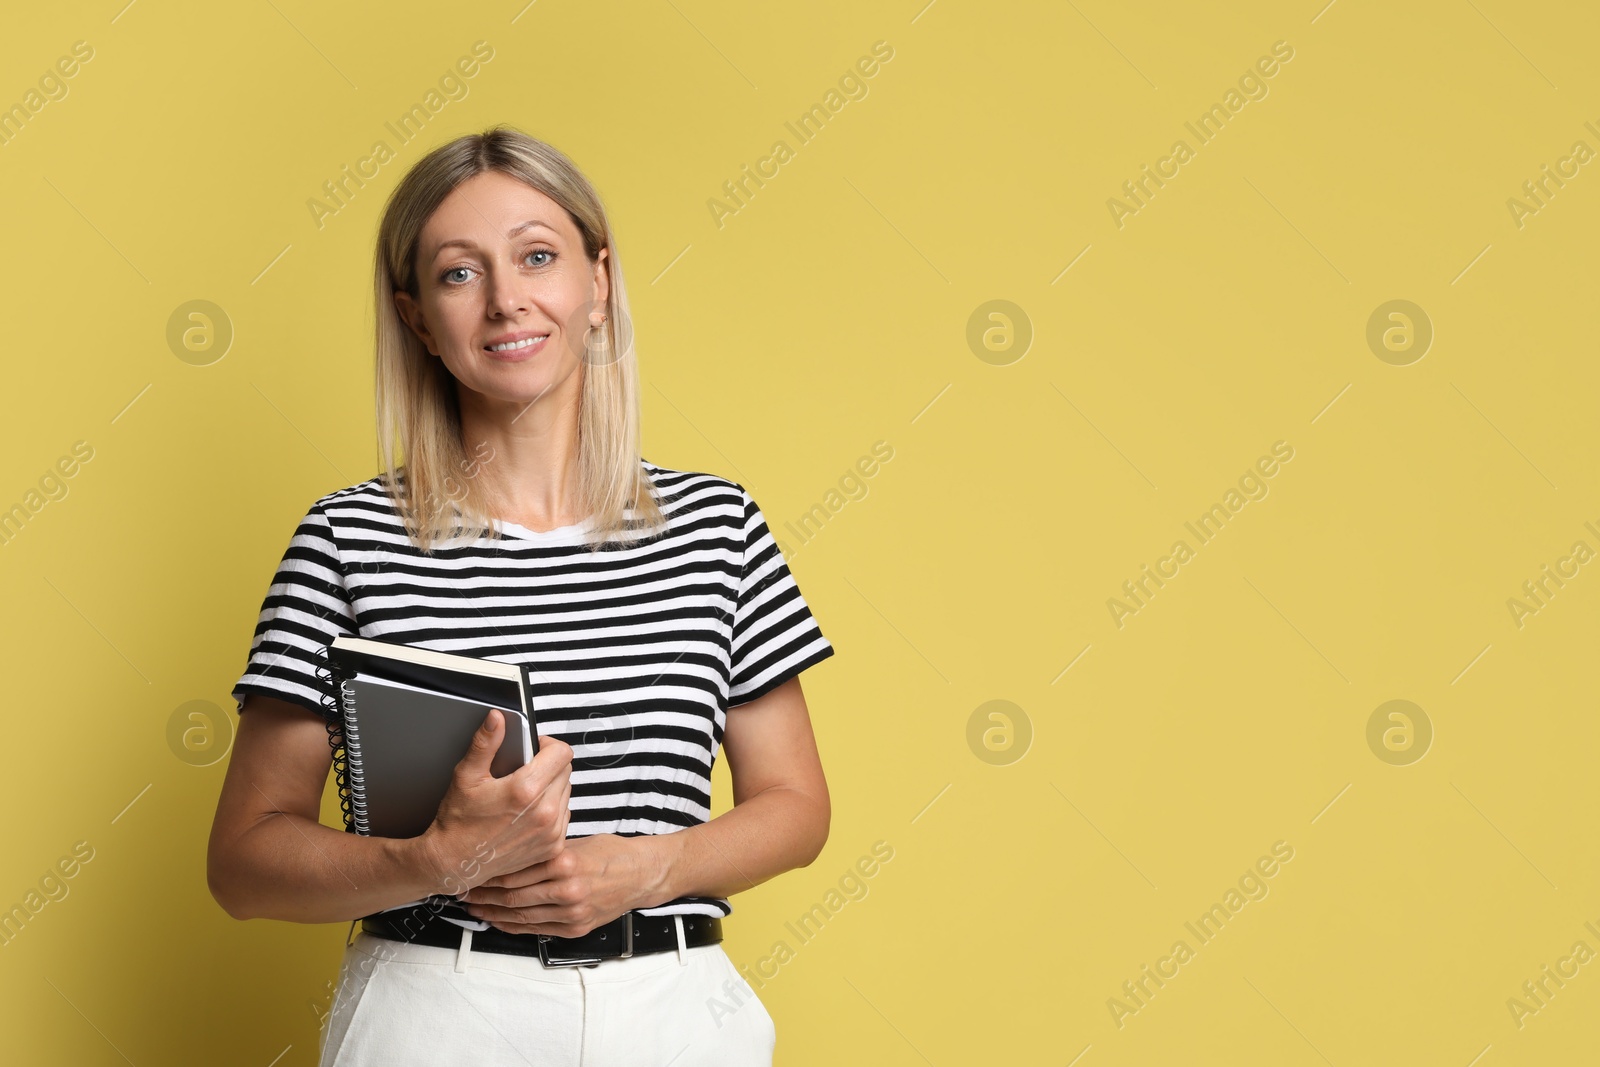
{"left": 485, "top": 253, "right": 529, "bottom": 319}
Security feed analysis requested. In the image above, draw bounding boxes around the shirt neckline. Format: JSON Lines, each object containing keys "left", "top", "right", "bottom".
{"left": 491, "top": 515, "right": 596, "bottom": 544}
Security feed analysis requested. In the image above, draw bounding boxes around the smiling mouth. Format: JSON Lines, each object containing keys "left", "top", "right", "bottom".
{"left": 486, "top": 334, "right": 550, "bottom": 353}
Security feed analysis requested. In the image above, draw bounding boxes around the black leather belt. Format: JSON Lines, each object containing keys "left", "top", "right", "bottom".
{"left": 360, "top": 909, "right": 723, "bottom": 968}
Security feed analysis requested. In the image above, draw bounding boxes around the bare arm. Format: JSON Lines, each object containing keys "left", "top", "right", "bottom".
{"left": 207, "top": 694, "right": 573, "bottom": 924}
{"left": 642, "top": 676, "right": 831, "bottom": 903}
{"left": 451, "top": 675, "right": 829, "bottom": 935}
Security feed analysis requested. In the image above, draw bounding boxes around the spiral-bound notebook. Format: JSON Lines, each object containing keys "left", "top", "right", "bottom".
{"left": 320, "top": 635, "right": 541, "bottom": 930}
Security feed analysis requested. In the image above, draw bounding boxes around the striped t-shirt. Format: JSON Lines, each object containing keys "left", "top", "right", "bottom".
{"left": 230, "top": 460, "right": 835, "bottom": 919}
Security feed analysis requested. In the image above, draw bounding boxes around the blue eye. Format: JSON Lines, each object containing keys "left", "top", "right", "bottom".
{"left": 440, "top": 249, "right": 556, "bottom": 286}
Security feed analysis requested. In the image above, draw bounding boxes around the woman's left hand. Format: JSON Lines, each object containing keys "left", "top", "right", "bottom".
{"left": 460, "top": 833, "right": 663, "bottom": 937}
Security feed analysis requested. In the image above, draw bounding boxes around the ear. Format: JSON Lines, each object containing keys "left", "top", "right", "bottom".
{"left": 591, "top": 247, "right": 610, "bottom": 310}
{"left": 393, "top": 289, "right": 438, "bottom": 356}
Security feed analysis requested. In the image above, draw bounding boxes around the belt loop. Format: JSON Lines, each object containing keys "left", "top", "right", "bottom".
{"left": 674, "top": 915, "right": 688, "bottom": 966}
{"left": 455, "top": 926, "right": 473, "bottom": 974}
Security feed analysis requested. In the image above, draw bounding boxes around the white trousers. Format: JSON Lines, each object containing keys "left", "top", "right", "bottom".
{"left": 318, "top": 921, "right": 776, "bottom": 1066}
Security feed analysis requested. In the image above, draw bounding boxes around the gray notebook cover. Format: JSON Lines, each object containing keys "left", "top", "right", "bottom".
{"left": 344, "top": 673, "right": 531, "bottom": 840}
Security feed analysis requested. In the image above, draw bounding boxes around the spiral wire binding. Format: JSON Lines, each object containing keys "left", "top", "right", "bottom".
{"left": 313, "top": 647, "right": 362, "bottom": 834}
{"left": 337, "top": 676, "right": 370, "bottom": 834}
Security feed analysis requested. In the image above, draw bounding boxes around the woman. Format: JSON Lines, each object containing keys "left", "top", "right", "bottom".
{"left": 207, "top": 125, "right": 835, "bottom": 1066}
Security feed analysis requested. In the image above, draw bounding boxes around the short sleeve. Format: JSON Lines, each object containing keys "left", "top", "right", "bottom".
{"left": 230, "top": 500, "right": 358, "bottom": 717}
{"left": 727, "top": 486, "right": 835, "bottom": 707}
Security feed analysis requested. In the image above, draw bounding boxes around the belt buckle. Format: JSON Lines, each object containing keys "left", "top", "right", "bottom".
{"left": 537, "top": 913, "right": 633, "bottom": 968}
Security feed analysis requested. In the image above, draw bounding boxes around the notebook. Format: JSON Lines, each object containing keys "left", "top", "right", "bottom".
{"left": 320, "top": 635, "right": 542, "bottom": 931}
{"left": 340, "top": 673, "right": 532, "bottom": 837}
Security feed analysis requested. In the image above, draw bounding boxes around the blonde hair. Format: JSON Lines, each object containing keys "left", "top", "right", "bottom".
{"left": 372, "top": 124, "right": 667, "bottom": 554}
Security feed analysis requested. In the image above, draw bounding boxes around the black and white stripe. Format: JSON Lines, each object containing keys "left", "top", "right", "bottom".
{"left": 232, "top": 461, "right": 835, "bottom": 919}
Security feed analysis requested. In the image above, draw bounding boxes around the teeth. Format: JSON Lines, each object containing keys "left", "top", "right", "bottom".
{"left": 489, "top": 335, "right": 547, "bottom": 351}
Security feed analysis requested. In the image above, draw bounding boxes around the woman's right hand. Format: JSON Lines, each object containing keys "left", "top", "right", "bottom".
{"left": 415, "top": 709, "right": 574, "bottom": 895}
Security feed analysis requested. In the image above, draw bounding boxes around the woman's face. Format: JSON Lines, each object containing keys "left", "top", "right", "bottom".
{"left": 394, "top": 169, "right": 609, "bottom": 420}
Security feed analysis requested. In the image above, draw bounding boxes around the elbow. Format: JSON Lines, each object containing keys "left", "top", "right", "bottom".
{"left": 798, "top": 790, "right": 830, "bottom": 868}
{"left": 208, "top": 877, "right": 243, "bottom": 921}
{"left": 207, "top": 858, "right": 254, "bottom": 921}
{"left": 206, "top": 835, "right": 261, "bottom": 922}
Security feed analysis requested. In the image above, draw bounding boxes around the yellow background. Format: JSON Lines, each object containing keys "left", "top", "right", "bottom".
{"left": 1, "top": 0, "right": 1596, "bottom": 1063}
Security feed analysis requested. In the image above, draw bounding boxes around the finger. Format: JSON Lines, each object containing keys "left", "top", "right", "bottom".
{"left": 528, "top": 768, "right": 571, "bottom": 809}
{"left": 512, "top": 765, "right": 573, "bottom": 827}
{"left": 464, "top": 881, "right": 545, "bottom": 908}
{"left": 491, "top": 921, "right": 560, "bottom": 937}
{"left": 534, "top": 737, "right": 574, "bottom": 773}
{"left": 508, "top": 736, "right": 570, "bottom": 793}
{"left": 472, "top": 861, "right": 555, "bottom": 895}
{"left": 457, "top": 709, "right": 504, "bottom": 779}
{"left": 467, "top": 900, "right": 563, "bottom": 925}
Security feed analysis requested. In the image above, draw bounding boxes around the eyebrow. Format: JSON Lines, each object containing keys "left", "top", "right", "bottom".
{"left": 430, "top": 220, "right": 558, "bottom": 260}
